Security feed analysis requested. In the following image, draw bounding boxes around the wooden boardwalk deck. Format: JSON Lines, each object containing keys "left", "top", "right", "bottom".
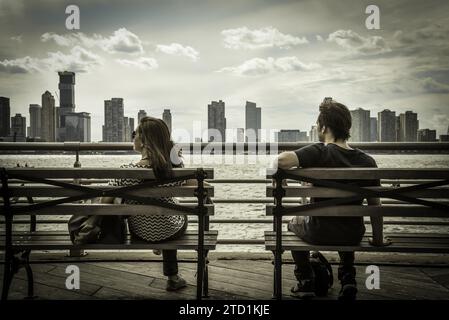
{"left": 2, "top": 252, "right": 449, "bottom": 300}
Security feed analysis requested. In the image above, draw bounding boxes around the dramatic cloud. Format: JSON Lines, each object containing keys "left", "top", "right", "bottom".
{"left": 222, "top": 26, "right": 308, "bottom": 50}
{"left": 156, "top": 43, "right": 199, "bottom": 61}
{"left": 116, "top": 57, "right": 159, "bottom": 70}
{"left": 0, "top": 56, "right": 41, "bottom": 73}
{"left": 218, "top": 56, "right": 320, "bottom": 76}
{"left": 327, "top": 29, "right": 390, "bottom": 55}
{"left": 41, "top": 28, "right": 144, "bottom": 54}
{"left": 0, "top": 46, "right": 102, "bottom": 74}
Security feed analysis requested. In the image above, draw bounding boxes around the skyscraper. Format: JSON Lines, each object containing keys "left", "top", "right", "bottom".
{"left": 245, "top": 101, "right": 261, "bottom": 142}
{"left": 275, "top": 130, "right": 308, "bottom": 142}
{"left": 418, "top": 129, "right": 437, "bottom": 142}
{"left": 236, "top": 128, "right": 245, "bottom": 142}
{"left": 103, "top": 98, "right": 124, "bottom": 142}
{"left": 65, "top": 112, "right": 91, "bottom": 142}
{"left": 0, "top": 96, "right": 10, "bottom": 137}
{"left": 398, "top": 111, "right": 419, "bottom": 142}
{"left": 11, "top": 113, "right": 26, "bottom": 140}
{"left": 122, "top": 117, "right": 135, "bottom": 142}
{"left": 41, "top": 91, "right": 56, "bottom": 142}
{"left": 162, "top": 109, "right": 172, "bottom": 133}
{"left": 378, "top": 109, "right": 396, "bottom": 142}
{"left": 58, "top": 71, "right": 76, "bottom": 127}
{"left": 208, "top": 100, "right": 226, "bottom": 142}
{"left": 309, "top": 125, "right": 319, "bottom": 142}
{"left": 138, "top": 109, "right": 147, "bottom": 124}
{"left": 29, "top": 104, "right": 42, "bottom": 139}
{"left": 370, "top": 117, "right": 378, "bottom": 142}
{"left": 350, "top": 108, "right": 370, "bottom": 142}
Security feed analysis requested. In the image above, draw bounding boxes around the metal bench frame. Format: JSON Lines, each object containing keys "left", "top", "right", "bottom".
{"left": 0, "top": 167, "right": 215, "bottom": 300}
{"left": 266, "top": 168, "right": 449, "bottom": 300}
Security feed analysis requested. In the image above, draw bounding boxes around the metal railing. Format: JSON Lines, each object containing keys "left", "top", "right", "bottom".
{"left": 1, "top": 142, "right": 449, "bottom": 247}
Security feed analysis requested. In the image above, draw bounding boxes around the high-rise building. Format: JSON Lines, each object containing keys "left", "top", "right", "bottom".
{"left": 162, "top": 109, "right": 172, "bottom": 133}
{"left": 275, "top": 130, "right": 308, "bottom": 142}
{"left": 208, "top": 100, "right": 226, "bottom": 142}
{"left": 138, "top": 109, "right": 147, "bottom": 124}
{"left": 245, "top": 101, "right": 261, "bottom": 142}
{"left": 377, "top": 109, "right": 396, "bottom": 142}
{"left": 418, "top": 129, "right": 437, "bottom": 142}
{"left": 29, "top": 104, "right": 42, "bottom": 139}
{"left": 309, "top": 125, "right": 319, "bottom": 142}
{"left": 236, "top": 128, "right": 245, "bottom": 142}
{"left": 103, "top": 98, "right": 124, "bottom": 142}
{"left": 398, "top": 111, "right": 419, "bottom": 142}
{"left": 65, "top": 112, "right": 91, "bottom": 142}
{"left": 350, "top": 108, "right": 370, "bottom": 142}
{"left": 11, "top": 113, "right": 26, "bottom": 140}
{"left": 122, "top": 117, "right": 135, "bottom": 142}
{"left": 58, "top": 71, "right": 76, "bottom": 127}
{"left": 370, "top": 117, "right": 378, "bottom": 142}
{"left": 41, "top": 91, "right": 56, "bottom": 142}
{"left": 0, "top": 96, "right": 10, "bottom": 137}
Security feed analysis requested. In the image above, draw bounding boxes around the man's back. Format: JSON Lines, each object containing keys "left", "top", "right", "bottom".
{"left": 293, "top": 143, "right": 379, "bottom": 245}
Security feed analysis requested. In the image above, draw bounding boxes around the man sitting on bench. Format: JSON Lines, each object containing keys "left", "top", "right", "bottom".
{"left": 276, "top": 98, "right": 389, "bottom": 300}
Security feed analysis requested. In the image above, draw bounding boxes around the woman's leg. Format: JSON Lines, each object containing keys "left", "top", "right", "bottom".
{"left": 162, "top": 250, "right": 178, "bottom": 277}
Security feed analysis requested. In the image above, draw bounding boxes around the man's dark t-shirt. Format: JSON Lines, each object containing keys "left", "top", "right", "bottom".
{"left": 292, "top": 143, "right": 380, "bottom": 245}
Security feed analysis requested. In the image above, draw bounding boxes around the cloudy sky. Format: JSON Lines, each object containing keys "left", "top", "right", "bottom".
{"left": 1, "top": 0, "right": 449, "bottom": 141}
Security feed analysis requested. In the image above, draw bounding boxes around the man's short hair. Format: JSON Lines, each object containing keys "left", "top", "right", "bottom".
{"left": 317, "top": 99, "right": 352, "bottom": 141}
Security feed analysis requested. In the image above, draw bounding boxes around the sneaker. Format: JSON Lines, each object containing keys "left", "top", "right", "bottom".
{"left": 166, "top": 276, "right": 187, "bottom": 291}
{"left": 291, "top": 278, "right": 316, "bottom": 299}
{"left": 338, "top": 272, "right": 357, "bottom": 301}
{"left": 338, "top": 283, "right": 357, "bottom": 301}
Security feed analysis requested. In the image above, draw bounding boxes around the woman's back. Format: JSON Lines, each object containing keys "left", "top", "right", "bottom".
{"left": 109, "top": 161, "right": 187, "bottom": 242}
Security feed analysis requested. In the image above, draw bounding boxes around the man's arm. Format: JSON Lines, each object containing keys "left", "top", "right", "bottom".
{"left": 277, "top": 151, "right": 299, "bottom": 170}
{"left": 367, "top": 197, "right": 391, "bottom": 246}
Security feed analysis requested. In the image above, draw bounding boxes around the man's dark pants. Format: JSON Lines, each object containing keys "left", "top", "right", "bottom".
{"left": 288, "top": 216, "right": 356, "bottom": 283}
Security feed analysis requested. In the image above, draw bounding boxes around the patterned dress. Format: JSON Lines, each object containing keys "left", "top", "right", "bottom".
{"left": 108, "top": 163, "right": 187, "bottom": 242}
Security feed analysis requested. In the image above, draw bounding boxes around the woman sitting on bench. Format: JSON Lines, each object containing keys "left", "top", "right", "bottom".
{"left": 102, "top": 116, "right": 191, "bottom": 291}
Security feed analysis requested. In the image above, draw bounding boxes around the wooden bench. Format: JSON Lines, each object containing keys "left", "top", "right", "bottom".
{"left": 0, "top": 167, "right": 216, "bottom": 300}
{"left": 265, "top": 168, "right": 449, "bottom": 299}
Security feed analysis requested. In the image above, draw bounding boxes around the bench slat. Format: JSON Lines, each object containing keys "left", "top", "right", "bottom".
{"left": 8, "top": 185, "right": 214, "bottom": 198}
{"left": 265, "top": 204, "right": 449, "bottom": 217}
{"left": 264, "top": 232, "right": 449, "bottom": 253}
{"left": 266, "top": 168, "right": 449, "bottom": 180}
{"left": 7, "top": 203, "right": 214, "bottom": 216}
{"left": 266, "top": 186, "right": 449, "bottom": 198}
{"left": 5, "top": 167, "right": 215, "bottom": 179}
{"left": 0, "top": 230, "right": 218, "bottom": 250}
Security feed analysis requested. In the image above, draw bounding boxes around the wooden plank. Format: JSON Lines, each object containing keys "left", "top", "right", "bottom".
{"left": 0, "top": 230, "right": 218, "bottom": 250}
{"left": 266, "top": 204, "right": 449, "bottom": 217}
{"left": 6, "top": 167, "right": 214, "bottom": 179}
{"left": 264, "top": 232, "right": 449, "bottom": 253}
{"left": 8, "top": 203, "right": 215, "bottom": 216}
{"left": 8, "top": 185, "right": 214, "bottom": 198}
{"left": 45, "top": 264, "right": 192, "bottom": 300}
{"left": 266, "top": 168, "right": 449, "bottom": 180}
{"left": 266, "top": 186, "right": 449, "bottom": 198}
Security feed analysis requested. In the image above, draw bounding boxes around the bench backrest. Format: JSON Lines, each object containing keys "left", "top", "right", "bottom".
{"left": 266, "top": 168, "right": 449, "bottom": 218}
{"left": 1, "top": 167, "right": 214, "bottom": 218}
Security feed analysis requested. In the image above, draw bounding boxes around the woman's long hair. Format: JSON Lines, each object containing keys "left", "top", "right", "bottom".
{"left": 137, "top": 116, "right": 182, "bottom": 180}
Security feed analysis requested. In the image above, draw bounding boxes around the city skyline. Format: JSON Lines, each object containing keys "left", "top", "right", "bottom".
{"left": 1, "top": 0, "right": 448, "bottom": 142}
